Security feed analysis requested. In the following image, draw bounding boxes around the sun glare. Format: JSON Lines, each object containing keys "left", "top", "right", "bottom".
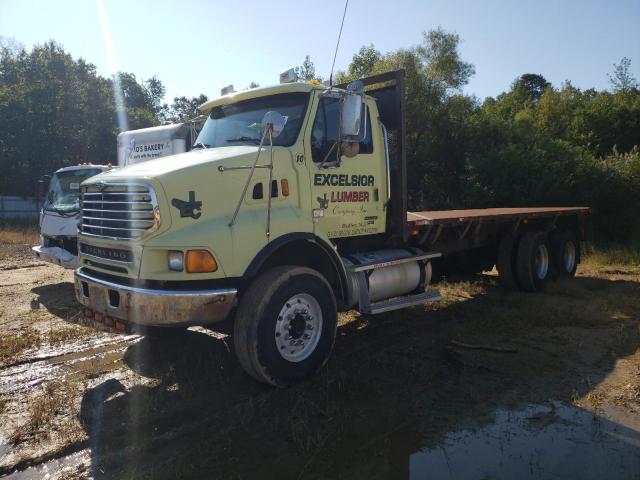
{"left": 96, "top": 0, "right": 129, "bottom": 132}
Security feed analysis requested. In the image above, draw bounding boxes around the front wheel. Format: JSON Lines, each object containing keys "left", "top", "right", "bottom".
{"left": 233, "top": 266, "right": 337, "bottom": 386}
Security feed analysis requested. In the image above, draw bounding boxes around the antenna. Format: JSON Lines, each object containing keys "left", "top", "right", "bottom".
{"left": 329, "top": 0, "right": 349, "bottom": 86}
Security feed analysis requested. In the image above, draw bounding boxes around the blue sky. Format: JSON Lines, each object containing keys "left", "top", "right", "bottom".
{"left": 1, "top": 0, "right": 639, "bottom": 103}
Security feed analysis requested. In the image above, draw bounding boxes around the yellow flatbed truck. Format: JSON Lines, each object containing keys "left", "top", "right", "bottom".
{"left": 74, "top": 70, "right": 589, "bottom": 385}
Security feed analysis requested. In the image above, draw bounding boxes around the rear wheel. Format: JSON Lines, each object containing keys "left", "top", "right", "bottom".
{"left": 234, "top": 266, "right": 337, "bottom": 386}
{"left": 497, "top": 233, "right": 520, "bottom": 290}
{"left": 550, "top": 229, "right": 579, "bottom": 278}
{"left": 516, "top": 231, "right": 551, "bottom": 292}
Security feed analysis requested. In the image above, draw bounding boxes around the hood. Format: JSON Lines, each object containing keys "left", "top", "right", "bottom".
{"left": 83, "top": 146, "right": 259, "bottom": 184}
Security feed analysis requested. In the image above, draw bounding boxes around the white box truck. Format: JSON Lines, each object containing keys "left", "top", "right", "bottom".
{"left": 33, "top": 122, "right": 199, "bottom": 268}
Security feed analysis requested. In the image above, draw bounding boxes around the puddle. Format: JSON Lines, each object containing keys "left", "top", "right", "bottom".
{"left": 410, "top": 402, "right": 640, "bottom": 479}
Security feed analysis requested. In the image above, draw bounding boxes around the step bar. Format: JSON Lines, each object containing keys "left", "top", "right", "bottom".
{"left": 364, "top": 291, "right": 442, "bottom": 314}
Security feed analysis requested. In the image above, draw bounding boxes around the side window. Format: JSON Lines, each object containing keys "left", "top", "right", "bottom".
{"left": 311, "top": 97, "right": 373, "bottom": 163}
{"left": 311, "top": 97, "right": 340, "bottom": 163}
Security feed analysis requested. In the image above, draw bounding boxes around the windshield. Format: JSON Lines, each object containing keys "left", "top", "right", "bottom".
{"left": 194, "top": 92, "right": 309, "bottom": 148}
{"left": 44, "top": 168, "right": 103, "bottom": 214}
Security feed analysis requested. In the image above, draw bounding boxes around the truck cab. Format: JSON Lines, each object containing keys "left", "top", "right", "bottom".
{"left": 33, "top": 164, "right": 111, "bottom": 268}
{"left": 74, "top": 71, "right": 588, "bottom": 385}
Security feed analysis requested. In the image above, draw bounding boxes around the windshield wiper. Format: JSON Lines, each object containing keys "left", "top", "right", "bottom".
{"left": 192, "top": 142, "right": 211, "bottom": 149}
{"left": 225, "top": 136, "right": 261, "bottom": 144}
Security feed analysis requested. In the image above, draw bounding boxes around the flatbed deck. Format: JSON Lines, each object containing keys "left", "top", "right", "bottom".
{"left": 407, "top": 207, "right": 590, "bottom": 226}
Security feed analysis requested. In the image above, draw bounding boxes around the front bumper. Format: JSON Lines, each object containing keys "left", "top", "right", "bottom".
{"left": 32, "top": 245, "right": 78, "bottom": 269}
{"left": 74, "top": 269, "right": 237, "bottom": 326}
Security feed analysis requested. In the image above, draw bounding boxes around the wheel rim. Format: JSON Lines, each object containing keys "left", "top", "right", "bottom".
{"left": 274, "top": 293, "right": 323, "bottom": 363}
{"left": 563, "top": 241, "right": 576, "bottom": 272}
{"left": 534, "top": 244, "right": 549, "bottom": 280}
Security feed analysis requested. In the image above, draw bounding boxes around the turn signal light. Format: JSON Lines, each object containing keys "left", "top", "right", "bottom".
{"left": 115, "top": 321, "right": 126, "bottom": 331}
{"left": 104, "top": 317, "right": 114, "bottom": 327}
{"left": 84, "top": 308, "right": 93, "bottom": 318}
{"left": 185, "top": 250, "right": 218, "bottom": 273}
{"left": 94, "top": 312, "right": 104, "bottom": 323}
{"left": 281, "top": 179, "right": 289, "bottom": 197}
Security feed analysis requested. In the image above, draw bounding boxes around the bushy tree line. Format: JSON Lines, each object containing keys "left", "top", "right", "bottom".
{"left": 1, "top": 35, "right": 638, "bottom": 245}
{"left": 0, "top": 40, "right": 206, "bottom": 196}
{"left": 335, "top": 29, "right": 640, "bottom": 245}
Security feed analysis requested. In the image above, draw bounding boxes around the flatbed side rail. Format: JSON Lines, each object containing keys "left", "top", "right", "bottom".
{"left": 407, "top": 207, "right": 591, "bottom": 226}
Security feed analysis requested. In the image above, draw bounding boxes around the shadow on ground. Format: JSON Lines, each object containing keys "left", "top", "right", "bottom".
{"left": 31, "top": 282, "right": 79, "bottom": 319}
{"left": 72, "top": 274, "right": 640, "bottom": 479}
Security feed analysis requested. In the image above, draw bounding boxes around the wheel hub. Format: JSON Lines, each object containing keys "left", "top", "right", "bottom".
{"left": 275, "top": 294, "right": 322, "bottom": 362}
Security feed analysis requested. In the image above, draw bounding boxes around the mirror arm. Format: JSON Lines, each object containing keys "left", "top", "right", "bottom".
{"left": 266, "top": 128, "right": 274, "bottom": 237}
{"left": 316, "top": 141, "right": 340, "bottom": 170}
{"left": 228, "top": 126, "right": 270, "bottom": 228}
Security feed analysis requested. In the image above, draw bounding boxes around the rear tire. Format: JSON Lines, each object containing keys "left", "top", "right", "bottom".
{"left": 516, "top": 231, "right": 551, "bottom": 292}
{"left": 234, "top": 266, "right": 337, "bottom": 386}
{"left": 497, "top": 233, "right": 520, "bottom": 290}
{"left": 550, "top": 229, "right": 579, "bottom": 278}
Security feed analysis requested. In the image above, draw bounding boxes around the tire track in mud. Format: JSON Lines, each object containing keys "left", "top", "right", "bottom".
{"left": 0, "top": 335, "right": 141, "bottom": 476}
{"left": 0, "top": 264, "right": 48, "bottom": 272}
{"left": 0, "top": 336, "right": 139, "bottom": 395}
{"left": 0, "top": 442, "right": 90, "bottom": 477}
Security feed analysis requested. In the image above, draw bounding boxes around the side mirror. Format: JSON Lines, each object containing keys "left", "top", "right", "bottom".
{"left": 36, "top": 175, "right": 51, "bottom": 204}
{"left": 341, "top": 93, "right": 362, "bottom": 137}
{"left": 262, "top": 111, "right": 288, "bottom": 139}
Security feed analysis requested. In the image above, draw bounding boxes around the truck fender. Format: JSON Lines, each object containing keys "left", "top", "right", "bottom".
{"left": 240, "top": 233, "right": 349, "bottom": 310}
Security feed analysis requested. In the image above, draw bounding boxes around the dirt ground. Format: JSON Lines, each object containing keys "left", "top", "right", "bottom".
{"left": 0, "top": 234, "right": 639, "bottom": 479}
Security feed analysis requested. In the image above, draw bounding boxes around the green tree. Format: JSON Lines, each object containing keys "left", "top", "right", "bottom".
{"left": 515, "top": 73, "right": 550, "bottom": 102}
{"left": 608, "top": 57, "right": 638, "bottom": 94}
{"left": 348, "top": 44, "right": 382, "bottom": 79}
{"left": 341, "top": 29, "right": 477, "bottom": 209}
{"left": 295, "top": 55, "right": 322, "bottom": 82}
{"left": 162, "top": 94, "right": 209, "bottom": 123}
{"left": 422, "top": 27, "right": 475, "bottom": 91}
{"left": 0, "top": 41, "right": 161, "bottom": 196}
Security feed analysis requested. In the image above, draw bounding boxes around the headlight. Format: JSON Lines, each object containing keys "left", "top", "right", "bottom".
{"left": 168, "top": 250, "right": 184, "bottom": 271}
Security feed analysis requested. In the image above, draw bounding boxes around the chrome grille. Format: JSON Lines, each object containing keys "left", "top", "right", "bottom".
{"left": 80, "top": 183, "right": 159, "bottom": 240}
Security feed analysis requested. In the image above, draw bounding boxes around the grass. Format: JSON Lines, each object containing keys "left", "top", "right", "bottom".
{"left": 0, "top": 330, "right": 41, "bottom": 364}
{"left": 0, "top": 221, "right": 39, "bottom": 245}
{"left": 10, "top": 379, "right": 83, "bottom": 445}
{"left": 46, "top": 323, "right": 93, "bottom": 346}
{"left": 0, "top": 222, "right": 39, "bottom": 261}
{"left": 582, "top": 243, "right": 640, "bottom": 267}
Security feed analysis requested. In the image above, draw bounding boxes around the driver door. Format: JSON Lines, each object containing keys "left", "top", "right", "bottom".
{"left": 306, "top": 94, "right": 386, "bottom": 239}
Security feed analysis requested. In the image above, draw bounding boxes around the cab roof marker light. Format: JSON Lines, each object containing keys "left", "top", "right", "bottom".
{"left": 279, "top": 68, "right": 297, "bottom": 84}
{"left": 221, "top": 85, "right": 235, "bottom": 96}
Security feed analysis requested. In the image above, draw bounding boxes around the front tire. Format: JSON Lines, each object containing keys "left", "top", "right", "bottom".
{"left": 234, "top": 266, "right": 337, "bottom": 386}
